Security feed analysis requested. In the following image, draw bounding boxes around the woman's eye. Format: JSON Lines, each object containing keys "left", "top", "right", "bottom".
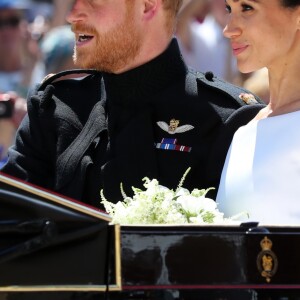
{"left": 241, "top": 4, "right": 253, "bottom": 12}
{"left": 225, "top": 2, "right": 253, "bottom": 14}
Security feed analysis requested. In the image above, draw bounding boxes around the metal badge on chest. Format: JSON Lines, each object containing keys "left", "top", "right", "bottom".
{"left": 155, "top": 119, "right": 194, "bottom": 152}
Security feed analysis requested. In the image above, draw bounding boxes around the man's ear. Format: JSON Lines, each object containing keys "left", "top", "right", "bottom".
{"left": 143, "top": 0, "right": 159, "bottom": 18}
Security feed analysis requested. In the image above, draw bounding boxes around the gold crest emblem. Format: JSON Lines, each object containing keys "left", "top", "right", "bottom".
{"left": 256, "top": 236, "right": 278, "bottom": 283}
{"left": 157, "top": 119, "right": 194, "bottom": 135}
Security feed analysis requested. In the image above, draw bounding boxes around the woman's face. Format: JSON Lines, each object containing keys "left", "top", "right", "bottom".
{"left": 223, "top": 0, "right": 300, "bottom": 73}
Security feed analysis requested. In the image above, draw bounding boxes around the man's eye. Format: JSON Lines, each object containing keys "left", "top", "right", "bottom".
{"left": 225, "top": 4, "right": 231, "bottom": 13}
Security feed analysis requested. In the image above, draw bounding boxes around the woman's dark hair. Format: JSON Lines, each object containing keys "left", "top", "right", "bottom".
{"left": 281, "top": 0, "right": 300, "bottom": 8}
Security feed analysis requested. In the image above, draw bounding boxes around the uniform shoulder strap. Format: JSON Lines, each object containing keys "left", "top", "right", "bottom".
{"left": 195, "top": 70, "right": 265, "bottom": 107}
{"left": 38, "top": 69, "right": 101, "bottom": 91}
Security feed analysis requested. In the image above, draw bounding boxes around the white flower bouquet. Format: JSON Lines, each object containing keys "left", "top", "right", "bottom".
{"left": 101, "top": 168, "right": 244, "bottom": 225}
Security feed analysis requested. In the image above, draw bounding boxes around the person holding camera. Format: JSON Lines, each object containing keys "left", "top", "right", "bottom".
{"left": 0, "top": 92, "right": 27, "bottom": 167}
{"left": 0, "top": 0, "right": 34, "bottom": 166}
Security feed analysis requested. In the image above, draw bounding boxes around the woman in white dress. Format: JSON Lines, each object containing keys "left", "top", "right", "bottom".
{"left": 216, "top": 0, "right": 300, "bottom": 225}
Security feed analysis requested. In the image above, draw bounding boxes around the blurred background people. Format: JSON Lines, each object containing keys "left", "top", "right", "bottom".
{"left": 0, "top": 0, "right": 32, "bottom": 166}
{"left": 0, "top": 0, "right": 74, "bottom": 94}
{"left": 0, "top": 92, "right": 26, "bottom": 167}
{"left": 31, "top": 24, "right": 75, "bottom": 84}
{"left": 49, "top": 0, "right": 73, "bottom": 29}
{"left": 0, "top": 0, "right": 74, "bottom": 167}
{"left": 0, "top": 0, "right": 36, "bottom": 95}
{"left": 176, "top": 0, "right": 242, "bottom": 84}
{"left": 41, "top": 25, "right": 74, "bottom": 74}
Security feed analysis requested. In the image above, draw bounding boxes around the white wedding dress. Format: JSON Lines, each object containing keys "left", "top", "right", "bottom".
{"left": 217, "top": 110, "right": 300, "bottom": 225}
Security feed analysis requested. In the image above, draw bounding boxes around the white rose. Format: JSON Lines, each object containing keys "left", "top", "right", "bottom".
{"left": 177, "top": 195, "right": 217, "bottom": 215}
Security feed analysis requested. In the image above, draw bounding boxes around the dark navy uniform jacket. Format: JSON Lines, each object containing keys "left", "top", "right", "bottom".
{"left": 1, "top": 39, "right": 265, "bottom": 209}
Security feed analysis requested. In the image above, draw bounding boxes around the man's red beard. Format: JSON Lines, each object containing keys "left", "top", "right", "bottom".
{"left": 71, "top": 7, "right": 142, "bottom": 73}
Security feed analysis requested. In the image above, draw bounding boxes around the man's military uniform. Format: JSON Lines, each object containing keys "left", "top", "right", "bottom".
{"left": 2, "top": 38, "right": 264, "bottom": 208}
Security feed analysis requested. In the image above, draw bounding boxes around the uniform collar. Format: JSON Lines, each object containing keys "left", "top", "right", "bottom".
{"left": 102, "top": 38, "right": 187, "bottom": 107}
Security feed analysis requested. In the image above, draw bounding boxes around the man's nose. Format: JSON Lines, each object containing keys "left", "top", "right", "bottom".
{"left": 66, "top": 0, "right": 87, "bottom": 24}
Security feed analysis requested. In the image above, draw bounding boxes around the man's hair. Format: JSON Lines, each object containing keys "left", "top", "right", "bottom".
{"left": 162, "top": 0, "right": 184, "bottom": 17}
{"left": 162, "top": 0, "right": 183, "bottom": 34}
{"left": 281, "top": 0, "right": 300, "bottom": 8}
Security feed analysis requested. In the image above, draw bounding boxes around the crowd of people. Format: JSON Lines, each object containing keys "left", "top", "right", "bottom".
{"left": 1, "top": 0, "right": 300, "bottom": 298}
{"left": 0, "top": 0, "right": 74, "bottom": 166}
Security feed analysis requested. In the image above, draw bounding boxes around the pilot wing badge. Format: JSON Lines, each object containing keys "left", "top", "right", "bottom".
{"left": 157, "top": 119, "right": 194, "bottom": 135}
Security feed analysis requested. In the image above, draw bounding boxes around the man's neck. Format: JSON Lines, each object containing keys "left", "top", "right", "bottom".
{"left": 113, "top": 36, "right": 172, "bottom": 75}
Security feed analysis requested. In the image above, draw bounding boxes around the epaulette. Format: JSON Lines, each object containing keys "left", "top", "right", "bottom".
{"left": 31, "top": 69, "right": 103, "bottom": 110}
{"left": 195, "top": 70, "right": 264, "bottom": 106}
{"left": 38, "top": 69, "right": 101, "bottom": 92}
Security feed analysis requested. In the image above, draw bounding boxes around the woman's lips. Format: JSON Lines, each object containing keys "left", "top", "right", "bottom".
{"left": 232, "top": 44, "right": 248, "bottom": 56}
